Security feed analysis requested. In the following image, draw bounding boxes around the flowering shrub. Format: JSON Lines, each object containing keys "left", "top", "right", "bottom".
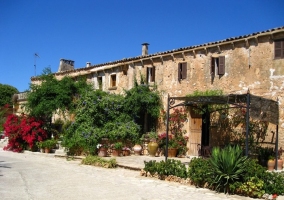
{"left": 158, "top": 108, "right": 189, "bottom": 155}
{"left": 3, "top": 114, "right": 47, "bottom": 152}
{"left": 97, "top": 143, "right": 109, "bottom": 149}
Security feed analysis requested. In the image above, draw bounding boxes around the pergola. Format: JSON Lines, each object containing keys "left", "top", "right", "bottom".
{"left": 165, "top": 91, "right": 279, "bottom": 167}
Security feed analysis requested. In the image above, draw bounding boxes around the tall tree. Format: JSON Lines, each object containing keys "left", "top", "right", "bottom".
{"left": 0, "top": 83, "right": 18, "bottom": 107}
{"left": 25, "top": 67, "right": 92, "bottom": 120}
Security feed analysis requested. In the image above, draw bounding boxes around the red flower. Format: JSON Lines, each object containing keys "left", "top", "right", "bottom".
{"left": 3, "top": 114, "right": 48, "bottom": 152}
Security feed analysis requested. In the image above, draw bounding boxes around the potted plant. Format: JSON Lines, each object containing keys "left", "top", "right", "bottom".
{"left": 39, "top": 139, "right": 57, "bottom": 153}
{"left": 167, "top": 137, "right": 178, "bottom": 157}
{"left": 122, "top": 146, "right": 131, "bottom": 156}
{"left": 112, "top": 142, "right": 123, "bottom": 156}
{"left": 97, "top": 143, "right": 109, "bottom": 157}
{"left": 36, "top": 141, "right": 45, "bottom": 153}
{"left": 133, "top": 139, "right": 142, "bottom": 156}
{"left": 147, "top": 131, "right": 159, "bottom": 157}
{"left": 268, "top": 155, "right": 276, "bottom": 171}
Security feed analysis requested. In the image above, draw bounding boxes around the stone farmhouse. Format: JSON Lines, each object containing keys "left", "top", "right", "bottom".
{"left": 17, "top": 26, "right": 284, "bottom": 156}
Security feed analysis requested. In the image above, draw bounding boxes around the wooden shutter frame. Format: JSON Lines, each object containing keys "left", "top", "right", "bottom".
{"left": 181, "top": 62, "right": 187, "bottom": 79}
{"left": 178, "top": 63, "right": 182, "bottom": 81}
{"left": 211, "top": 57, "right": 215, "bottom": 76}
{"left": 152, "top": 66, "right": 155, "bottom": 82}
{"left": 275, "top": 40, "right": 283, "bottom": 59}
{"left": 146, "top": 67, "right": 149, "bottom": 83}
{"left": 218, "top": 56, "right": 225, "bottom": 75}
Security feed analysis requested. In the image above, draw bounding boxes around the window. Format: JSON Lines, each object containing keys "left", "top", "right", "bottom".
{"left": 97, "top": 77, "right": 102, "bottom": 90}
{"left": 146, "top": 66, "right": 155, "bottom": 83}
{"left": 178, "top": 62, "right": 187, "bottom": 81}
{"left": 275, "top": 39, "right": 284, "bottom": 59}
{"left": 211, "top": 56, "right": 225, "bottom": 76}
{"left": 110, "top": 74, "right": 116, "bottom": 87}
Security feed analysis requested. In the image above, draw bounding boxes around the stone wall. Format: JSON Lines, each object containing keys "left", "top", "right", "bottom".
{"left": 27, "top": 28, "right": 284, "bottom": 156}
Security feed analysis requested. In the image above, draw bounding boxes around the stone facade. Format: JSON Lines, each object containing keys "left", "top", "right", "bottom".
{"left": 29, "top": 26, "right": 284, "bottom": 156}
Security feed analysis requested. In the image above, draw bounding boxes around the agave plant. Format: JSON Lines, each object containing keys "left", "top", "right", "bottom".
{"left": 210, "top": 145, "right": 248, "bottom": 193}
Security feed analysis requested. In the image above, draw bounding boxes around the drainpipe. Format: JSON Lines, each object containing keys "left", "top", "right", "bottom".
{"left": 165, "top": 94, "right": 170, "bottom": 161}
{"left": 245, "top": 89, "right": 250, "bottom": 156}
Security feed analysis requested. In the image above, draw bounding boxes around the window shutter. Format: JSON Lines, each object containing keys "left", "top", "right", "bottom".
{"left": 282, "top": 41, "right": 284, "bottom": 58}
{"left": 275, "top": 40, "right": 282, "bottom": 59}
{"left": 146, "top": 67, "right": 149, "bottom": 83}
{"left": 178, "top": 64, "right": 181, "bottom": 81}
{"left": 152, "top": 66, "right": 155, "bottom": 82}
{"left": 218, "top": 56, "right": 225, "bottom": 75}
{"left": 181, "top": 62, "right": 187, "bottom": 79}
{"left": 211, "top": 57, "right": 215, "bottom": 75}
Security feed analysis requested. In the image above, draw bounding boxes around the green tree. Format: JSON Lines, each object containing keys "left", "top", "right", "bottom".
{"left": 123, "top": 80, "right": 162, "bottom": 133}
{"left": 25, "top": 67, "right": 92, "bottom": 120}
{"left": 0, "top": 84, "right": 18, "bottom": 132}
{"left": 0, "top": 83, "right": 18, "bottom": 107}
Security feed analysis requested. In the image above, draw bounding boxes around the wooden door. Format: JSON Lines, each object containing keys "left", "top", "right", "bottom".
{"left": 188, "top": 117, "right": 202, "bottom": 156}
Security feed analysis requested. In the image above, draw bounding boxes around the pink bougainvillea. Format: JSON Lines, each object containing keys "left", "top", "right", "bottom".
{"left": 3, "top": 114, "right": 47, "bottom": 152}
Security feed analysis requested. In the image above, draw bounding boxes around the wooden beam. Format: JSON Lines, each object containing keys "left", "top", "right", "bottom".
{"left": 245, "top": 39, "right": 249, "bottom": 48}
{"left": 204, "top": 47, "right": 207, "bottom": 56}
{"left": 231, "top": 42, "right": 235, "bottom": 49}
{"left": 160, "top": 56, "right": 164, "bottom": 64}
{"left": 150, "top": 58, "right": 154, "bottom": 65}
{"left": 254, "top": 36, "right": 258, "bottom": 45}
{"left": 217, "top": 45, "right": 221, "bottom": 53}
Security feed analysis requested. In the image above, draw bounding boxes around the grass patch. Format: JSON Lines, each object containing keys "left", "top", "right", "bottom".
{"left": 81, "top": 155, "right": 117, "bottom": 168}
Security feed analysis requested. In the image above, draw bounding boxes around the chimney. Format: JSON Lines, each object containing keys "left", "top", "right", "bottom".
{"left": 86, "top": 62, "right": 91, "bottom": 68}
{"left": 142, "top": 43, "right": 149, "bottom": 56}
{"left": 58, "top": 58, "right": 75, "bottom": 72}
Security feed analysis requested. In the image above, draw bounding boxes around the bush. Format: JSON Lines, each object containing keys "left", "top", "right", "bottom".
{"left": 235, "top": 177, "right": 265, "bottom": 198}
{"left": 3, "top": 114, "right": 47, "bottom": 152}
{"left": 81, "top": 155, "right": 117, "bottom": 168}
{"left": 188, "top": 157, "right": 214, "bottom": 187}
{"left": 38, "top": 139, "right": 57, "bottom": 149}
{"left": 62, "top": 125, "right": 99, "bottom": 156}
{"left": 143, "top": 159, "right": 187, "bottom": 179}
{"left": 262, "top": 171, "right": 284, "bottom": 195}
{"left": 210, "top": 145, "right": 249, "bottom": 193}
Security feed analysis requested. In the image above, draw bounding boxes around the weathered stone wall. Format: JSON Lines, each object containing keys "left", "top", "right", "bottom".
{"left": 27, "top": 28, "right": 284, "bottom": 156}
{"left": 134, "top": 34, "right": 284, "bottom": 154}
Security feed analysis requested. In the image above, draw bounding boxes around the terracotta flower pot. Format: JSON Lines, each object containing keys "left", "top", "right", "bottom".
{"left": 277, "top": 159, "right": 283, "bottom": 170}
{"left": 167, "top": 148, "right": 178, "bottom": 157}
{"left": 122, "top": 150, "right": 130, "bottom": 156}
{"left": 44, "top": 148, "right": 51, "bottom": 153}
{"left": 148, "top": 141, "right": 158, "bottom": 157}
{"left": 133, "top": 144, "right": 142, "bottom": 155}
{"left": 98, "top": 147, "right": 107, "bottom": 157}
{"left": 267, "top": 159, "right": 275, "bottom": 171}
{"left": 112, "top": 149, "right": 121, "bottom": 157}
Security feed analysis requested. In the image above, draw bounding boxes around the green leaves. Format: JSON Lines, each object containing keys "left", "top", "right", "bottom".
{"left": 0, "top": 83, "right": 18, "bottom": 107}
{"left": 210, "top": 145, "right": 248, "bottom": 193}
{"left": 144, "top": 159, "right": 187, "bottom": 179}
{"left": 26, "top": 67, "right": 93, "bottom": 119}
{"left": 124, "top": 84, "right": 162, "bottom": 119}
{"left": 188, "top": 157, "right": 214, "bottom": 187}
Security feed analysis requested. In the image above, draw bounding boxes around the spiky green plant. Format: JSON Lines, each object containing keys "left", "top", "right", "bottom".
{"left": 210, "top": 145, "right": 248, "bottom": 193}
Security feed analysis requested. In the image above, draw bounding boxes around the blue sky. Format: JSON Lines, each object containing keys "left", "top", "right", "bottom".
{"left": 0, "top": 0, "right": 283, "bottom": 92}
